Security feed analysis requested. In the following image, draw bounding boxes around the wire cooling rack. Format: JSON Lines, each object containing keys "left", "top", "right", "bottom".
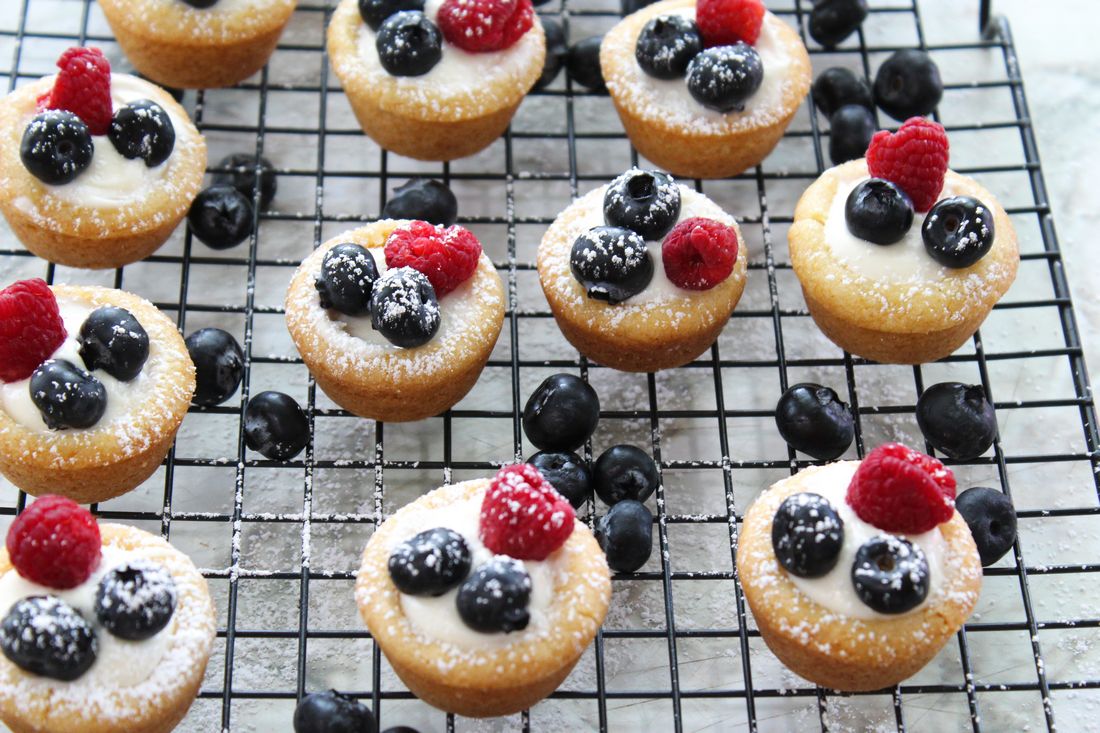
{"left": 2, "top": 0, "right": 1098, "bottom": 731}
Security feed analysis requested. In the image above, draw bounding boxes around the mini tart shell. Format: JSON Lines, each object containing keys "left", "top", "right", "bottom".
{"left": 326, "top": 0, "right": 545, "bottom": 161}
{"left": 0, "top": 76, "right": 206, "bottom": 269}
{"left": 536, "top": 185, "right": 748, "bottom": 372}
{"left": 99, "top": 0, "right": 298, "bottom": 89}
{"left": 789, "top": 159, "right": 1019, "bottom": 364}
{"left": 601, "top": 0, "right": 811, "bottom": 179}
{"left": 284, "top": 221, "right": 505, "bottom": 422}
{"left": 356, "top": 478, "right": 612, "bottom": 718}
{"left": 0, "top": 286, "right": 196, "bottom": 503}
{"left": 0, "top": 523, "right": 216, "bottom": 733}
{"left": 736, "top": 463, "right": 982, "bottom": 692}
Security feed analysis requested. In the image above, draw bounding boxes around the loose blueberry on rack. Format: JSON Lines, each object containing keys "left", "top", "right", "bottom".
{"left": 593, "top": 444, "right": 659, "bottom": 506}
{"left": 388, "top": 527, "right": 472, "bottom": 596}
{"left": 851, "top": 535, "right": 930, "bottom": 614}
{"left": 921, "top": 195, "right": 996, "bottom": 268}
{"left": 30, "top": 359, "right": 107, "bottom": 430}
{"left": 185, "top": 327, "right": 245, "bottom": 407}
{"left": 370, "top": 266, "right": 441, "bottom": 348}
{"left": 293, "top": 689, "right": 376, "bottom": 733}
{"left": 955, "top": 486, "right": 1017, "bottom": 567}
{"left": 213, "top": 153, "right": 278, "bottom": 210}
{"left": 243, "top": 391, "right": 309, "bottom": 461}
{"left": 20, "top": 110, "right": 94, "bottom": 185}
{"left": 527, "top": 451, "right": 593, "bottom": 509}
{"left": 359, "top": 0, "right": 424, "bottom": 30}
{"left": 95, "top": 559, "right": 178, "bottom": 641}
{"left": 828, "top": 104, "right": 876, "bottom": 165}
{"left": 595, "top": 499, "right": 653, "bottom": 573}
{"left": 771, "top": 492, "right": 844, "bottom": 578}
{"left": 381, "top": 178, "right": 458, "bottom": 227}
{"left": 844, "top": 178, "right": 914, "bottom": 245}
{"left": 915, "top": 382, "right": 997, "bottom": 460}
{"left": 522, "top": 373, "right": 600, "bottom": 452}
{"left": 635, "top": 15, "right": 703, "bottom": 80}
{"left": 570, "top": 226, "right": 653, "bottom": 304}
{"left": 382, "top": 728, "right": 420, "bottom": 733}
{"left": 188, "top": 184, "right": 254, "bottom": 250}
{"left": 686, "top": 43, "right": 764, "bottom": 113}
{"left": 77, "top": 306, "right": 149, "bottom": 382}
{"left": 315, "top": 243, "right": 380, "bottom": 316}
{"left": 567, "top": 36, "right": 607, "bottom": 92}
{"left": 808, "top": 0, "right": 868, "bottom": 49}
{"left": 536, "top": 17, "right": 567, "bottom": 90}
{"left": 376, "top": 11, "right": 443, "bottom": 77}
{"left": 812, "top": 67, "right": 873, "bottom": 117}
{"left": 0, "top": 596, "right": 97, "bottom": 681}
{"left": 873, "top": 49, "right": 943, "bottom": 121}
{"left": 108, "top": 99, "right": 176, "bottom": 168}
{"left": 603, "top": 169, "right": 681, "bottom": 240}
{"left": 774, "top": 383, "right": 854, "bottom": 461}
{"left": 456, "top": 556, "right": 532, "bottom": 633}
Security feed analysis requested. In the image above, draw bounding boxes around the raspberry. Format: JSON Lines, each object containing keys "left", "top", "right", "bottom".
{"left": 696, "top": 0, "right": 765, "bottom": 47}
{"left": 0, "top": 278, "right": 67, "bottom": 383}
{"left": 384, "top": 220, "right": 482, "bottom": 296}
{"left": 6, "top": 495, "right": 101, "bottom": 590}
{"left": 866, "top": 117, "right": 949, "bottom": 213}
{"left": 42, "top": 47, "right": 112, "bottom": 136}
{"left": 661, "top": 217, "right": 739, "bottom": 291}
{"left": 846, "top": 443, "right": 957, "bottom": 534}
{"left": 437, "top": 0, "right": 534, "bottom": 53}
{"left": 479, "top": 464, "right": 575, "bottom": 561}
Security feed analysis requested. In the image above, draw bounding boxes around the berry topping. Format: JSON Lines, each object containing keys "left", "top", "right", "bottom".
{"left": 812, "top": 66, "right": 873, "bottom": 117}
{"left": 593, "top": 444, "right": 658, "bottom": 506}
{"left": 77, "top": 305, "right": 149, "bottom": 382}
{"left": 0, "top": 278, "right": 67, "bottom": 383}
{"left": 955, "top": 486, "right": 1016, "bottom": 567}
{"left": 569, "top": 226, "right": 653, "bottom": 304}
{"left": 479, "top": 463, "right": 575, "bottom": 561}
{"left": 527, "top": 451, "right": 593, "bottom": 509}
{"left": 456, "top": 556, "right": 532, "bottom": 633}
{"left": 844, "top": 178, "right": 914, "bottom": 245}
{"left": 566, "top": 36, "right": 607, "bottom": 92}
{"left": 359, "top": 0, "right": 425, "bottom": 30}
{"left": 915, "top": 382, "right": 997, "bottom": 460}
{"left": 603, "top": 169, "right": 681, "bottom": 240}
{"left": 851, "top": 535, "right": 929, "bottom": 614}
{"left": 95, "top": 559, "right": 177, "bottom": 641}
{"left": 774, "top": 383, "right": 855, "bottom": 461}
{"left": 20, "top": 111, "right": 94, "bottom": 185}
{"left": 921, "top": 195, "right": 996, "bottom": 268}
{"left": 41, "top": 47, "right": 112, "bottom": 136}
{"left": 695, "top": 0, "right": 765, "bottom": 47}
{"left": 384, "top": 220, "right": 481, "bottom": 296}
{"left": 865, "top": 117, "right": 949, "bottom": 213}
{"left": 182, "top": 0, "right": 219, "bottom": 7}
{"left": 382, "top": 178, "right": 458, "bottom": 227}
{"left": 243, "top": 391, "right": 309, "bottom": 461}
{"left": 634, "top": 15, "right": 703, "bottom": 80}
{"left": 376, "top": 11, "right": 443, "bottom": 77}
{"left": 185, "top": 328, "right": 244, "bottom": 407}
{"left": 522, "top": 373, "right": 600, "bottom": 452}
{"left": 808, "top": 0, "right": 868, "bottom": 49}
{"left": 661, "top": 216, "right": 739, "bottom": 291}
{"left": 0, "top": 596, "right": 97, "bottom": 681}
{"left": 437, "top": 0, "right": 534, "bottom": 53}
{"left": 387, "top": 527, "right": 472, "bottom": 596}
{"left": 846, "top": 443, "right": 956, "bottom": 535}
{"left": 536, "top": 16, "right": 567, "bottom": 90}
{"left": 686, "top": 43, "right": 764, "bottom": 113}
{"left": 771, "top": 492, "right": 844, "bottom": 578}
{"left": 873, "top": 49, "right": 943, "bottom": 122}
{"left": 370, "top": 267, "right": 441, "bottom": 348}
{"left": 30, "top": 359, "right": 108, "bottom": 430}
{"left": 294, "top": 690, "right": 376, "bottom": 733}
{"left": 188, "top": 184, "right": 254, "bottom": 250}
{"left": 213, "top": 153, "right": 278, "bottom": 210}
{"left": 6, "top": 495, "right": 101, "bottom": 590}
{"left": 108, "top": 100, "right": 175, "bottom": 168}
{"left": 594, "top": 499, "right": 653, "bottom": 573}
{"left": 316, "top": 243, "right": 380, "bottom": 316}
{"left": 828, "top": 104, "right": 876, "bottom": 166}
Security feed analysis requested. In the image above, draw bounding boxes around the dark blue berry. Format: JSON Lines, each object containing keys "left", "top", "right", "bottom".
{"left": 0, "top": 596, "right": 97, "bottom": 681}
{"left": 77, "top": 306, "right": 149, "bottom": 382}
{"left": 213, "top": 153, "right": 278, "bottom": 210}
{"left": 635, "top": 15, "right": 702, "bottom": 80}
{"left": 594, "top": 499, "right": 652, "bottom": 573}
{"left": 95, "top": 560, "right": 177, "bottom": 641}
{"left": 522, "top": 373, "right": 600, "bottom": 452}
{"left": 775, "top": 383, "right": 854, "bottom": 461}
{"left": 382, "top": 728, "right": 420, "bottom": 733}
{"left": 387, "top": 527, "right": 471, "bottom": 596}
{"left": 603, "top": 169, "right": 681, "bottom": 240}
{"left": 844, "top": 178, "right": 914, "bottom": 245}
{"left": 293, "top": 689, "right": 376, "bottom": 733}
{"left": 812, "top": 67, "right": 873, "bottom": 117}
{"left": 30, "top": 359, "right": 107, "bottom": 430}
{"left": 593, "top": 444, "right": 658, "bottom": 506}
{"left": 567, "top": 36, "right": 606, "bottom": 92}
{"left": 955, "top": 486, "right": 1016, "bottom": 567}
{"left": 382, "top": 178, "right": 458, "bottom": 226}
{"left": 828, "top": 104, "right": 876, "bottom": 165}
{"left": 915, "top": 382, "right": 997, "bottom": 460}
{"left": 316, "top": 243, "right": 380, "bottom": 316}
{"left": 873, "top": 49, "right": 943, "bottom": 121}
{"left": 921, "top": 196, "right": 995, "bottom": 268}
{"left": 456, "top": 557, "right": 531, "bottom": 633}
{"left": 244, "top": 391, "right": 309, "bottom": 460}
{"left": 188, "top": 184, "right": 254, "bottom": 250}
{"left": 108, "top": 99, "right": 175, "bottom": 168}
{"left": 851, "top": 535, "right": 929, "bottom": 614}
{"left": 808, "top": 0, "right": 868, "bottom": 48}
{"left": 376, "top": 11, "right": 442, "bottom": 77}
{"left": 182, "top": 0, "right": 219, "bottom": 7}
{"left": 771, "top": 492, "right": 844, "bottom": 578}
{"left": 570, "top": 225, "right": 653, "bottom": 304}
{"left": 686, "top": 43, "right": 763, "bottom": 113}
{"left": 185, "top": 327, "right": 245, "bottom": 407}
{"left": 20, "top": 111, "right": 93, "bottom": 185}
{"left": 359, "top": 0, "right": 424, "bottom": 30}
{"left": 370, "top": 267, "right": 440, "bottom": 348}
{"left": 535, "top": 17, "right": 567, "bottom": 90}
{"left": 527, "top": 451, "right": 592, "bottom": 509}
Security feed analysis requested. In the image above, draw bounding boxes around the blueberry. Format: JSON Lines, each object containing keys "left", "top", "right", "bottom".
{"left": 185, "top": 327, "right": 245, "bottom": 407}
{"left": 635, "top": 15, "right": 702, "bottom": 80}
{"left": 774, "top": 383, "right": 854, "bottom": 461}
{"left": 873, "top": 49, "right": 943, "bottom": 121}
{"left": 812, "top": 67, "right": 873, "bottom": 117}
{"left": 77, "top": 306, "right": 149, "bottom": 383}
{"left": 527, "top": 451, "right": 593, "bottom": 509}
{"left": 844, "top": 178, "right": 914, "bottom": 245}
{"left": 955, "top": 486, "right": 1017, "bottom": 567}
{"left": 30, "top": 359, "right": 107, "bottom": 430}
{"left": 535, "top": 17, "right": 567, "bottom": 90}
{"left": 771, "top": 492, "right": 844, "bottom": 578}
{"left": 382, "top": 728, "right": 420, "bottom": 733}
{"left": 593, "top": 444, "right": 658, "bottom": 506}
{"left": 95, "top": 560, "right": 177, "bottom": 641}
{"left": 0, "top": 596, "right": 97, "bottom": 681}
{"left": 603, "top": 169, "right": 681, "bottom": 240}
{"left": 107, "top": 99, "right": 175, "bottom": 169}
{"left": 388, "top": 527, "right": 471, "bottom": 596}
{"left": 20, "top": 110, "right": 93, "bottom": 185}
{"left": 851, "top": 535, "right": 929, "bottom": 614}
{"left": 359, "top": 0, "right": 424, "bottom": 30}
{"left": 569, "top": 225, "right": 653, "bottom": 303}
{"left": 808, "top": 0, "right": 868, "bottom": 48}
{"left": 828, "top": 104, "right": 876, "bottom": 165}
{"left": 244, "top": 391, "right": 309, "bottom": 460}
{"left": 376, "top": 11, "right": 442, "bottom": 77}
{"left": 686, "top": 43, "right": 764, "bottom": 113}
{"left": 567, "top": 36, "right": 606, "bottom": 92}
{"left": 594, "top": 499, "right": 652, "bottom": 573}
{"left": 188, "top": 184, "right": 254, "bottom": 250}
{"left": 456, "top": 556, "right": 531, "bottom": 633}
{"left": 381, "top": 178, "right": 458, "bottom": 226}
{"left": 915, "top": 382, "right": 997, "bottom": 460}
{"left": 316, "top": 243, "right": 380, "bottom": 316}
{"left": 293, "top": 689, "right": 376, "bottom": 733}
{"left": 370, "top": 267, "right": 440, "bottom": 348}
{"left": 522, "top": 373, "right": 600, "bottom": 452}
{"left": 182, "top": 0, "right": 219, "bottom": 6}
{"left": 212, "top": 153, "right": 278, "bottom": 210}
{"left": 921, "top": 196, "right": 996, "bottom": 268}
{"left": 621, "top": 0, "right": 658, "bottom": 14}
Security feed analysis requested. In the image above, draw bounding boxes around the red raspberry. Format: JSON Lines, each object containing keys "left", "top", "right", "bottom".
{"left": 661, "top": 217, "right": 739, "bottom": 291}
{"left": 696, "top": 0, "right": 765, "bottom": 47}
{"left": 0, "top": 278, "right": 67, "bottom": 383}
{"left": 479, "top": 464, "right": 575, "bottom": 561}
{"left": 437, "top": 0, "right": 535, "bottom": 53}
{"left": 384, "top": 220, "right": 482, "bottom": 296}
{"left": 866, "top": 117, "right": 949, "bottom": 213}
{"left": 6, "top": 495, "right": 101, "bottom": 590}
{"left": 41, "top": 47, "right": 113, "bottom": 136}
{"left": 846, "top": 443, "right": 957, "bottom": 534}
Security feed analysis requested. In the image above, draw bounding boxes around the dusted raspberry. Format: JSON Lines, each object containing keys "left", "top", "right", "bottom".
{"left": 42, "top": 47, "right": 113, "bottom": 136}
{"left": 846, "top": 442, "right": 956, "bottom": 535}
{"left": 479, "top": 464, "right": 575, "bottom": 561}
{"left": 6, "top": 495, "right": 102, "bottom": 590}
{"left": 696, "top": 0, "right": 765, "bottom": 47}
{"left": 384, "top": 220, "right": 482, "bottom": 296}
{"left": 661, "top": 217, "right": 739, "bottom": 290}
{"left": 437, "top": 0, "right": 535, "bottom": 53}
{"left": 0, "top": 278, "right": 67, "bottom": 383}
{"left": 866, "top": 117, "right": 949, "bottom": 213}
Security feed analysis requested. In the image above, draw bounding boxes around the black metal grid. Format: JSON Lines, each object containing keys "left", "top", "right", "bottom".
{"left": 0, "top": 0, "right": 1096, "bottom": 730}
